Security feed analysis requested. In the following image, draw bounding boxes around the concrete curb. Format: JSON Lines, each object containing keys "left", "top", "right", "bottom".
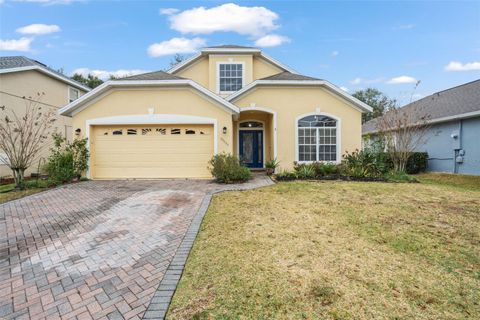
{"left": 142, "top": 177, "right": 274, "bottom": 319}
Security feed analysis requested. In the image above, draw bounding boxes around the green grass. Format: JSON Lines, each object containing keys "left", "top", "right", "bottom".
{"left": 168, "top": 176, "right": 480, "bottom": 319}
{"left": 0, "top": 179, "right": 53, "bottom": 204}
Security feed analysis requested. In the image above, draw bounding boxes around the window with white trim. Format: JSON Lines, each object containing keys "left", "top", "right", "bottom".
{"left": 219, "top": 63, "right": 243, "bottom": 92}
{"left": 298, "top": 115, "right": 337, "bottom": 162}
{"left": 69, "top": 87, "right": 79, "bottom": 103}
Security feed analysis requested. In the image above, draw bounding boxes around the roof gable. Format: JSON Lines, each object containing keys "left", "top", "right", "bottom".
{"left": 167, "top": 46, "right": 296, "bottom": 74}
{"left": 59, "top": 78, "right": 240, "bottom": 117}
{"left": 227, "top": 74, "right": 372, "bottom": 113}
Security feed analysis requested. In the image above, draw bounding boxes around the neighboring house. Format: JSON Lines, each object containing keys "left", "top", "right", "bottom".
{"left": 363, "top": 79, "right": 480, "bottom": 175}
{"left": 59, "top": 45, "right": 372, "bottom": 179}
{"left": 0, "top": 56, "right": 90, "bottom": 178}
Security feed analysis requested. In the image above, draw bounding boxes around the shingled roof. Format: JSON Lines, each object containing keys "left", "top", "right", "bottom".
{"left": 0, "top": 56, "right": 90, "bottom": 91}
{"left": 115, "top": 70, "right": 184, "bottom": 81}
{"left": 259, "top": 71, "right": 321, "bottom": 81}
{"left": 363, "top": 79, "right": 480, "bottom": 134}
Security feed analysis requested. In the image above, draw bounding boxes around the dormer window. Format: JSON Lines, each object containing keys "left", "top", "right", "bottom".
{"left": 218, "top": 62, "right": 244, "bottom": 93}
{"left": 69, "top": 87, "right": 79, "bottom": 103}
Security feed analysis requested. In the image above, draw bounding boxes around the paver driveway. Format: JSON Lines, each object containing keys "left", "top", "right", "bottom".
{"left": 0, "top": 177, "right": 272, "bottom": 320}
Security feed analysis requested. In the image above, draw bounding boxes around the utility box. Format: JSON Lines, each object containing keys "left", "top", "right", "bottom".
{"left": 451, "top": 130, "right": 461, "bottom": 150}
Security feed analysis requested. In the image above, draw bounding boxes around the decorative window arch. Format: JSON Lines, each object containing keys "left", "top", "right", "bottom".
{"left": 297, "top": 114, "right": 339, "bottom": 162}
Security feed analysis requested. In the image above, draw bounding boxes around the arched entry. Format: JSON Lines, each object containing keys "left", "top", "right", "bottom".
{"left": 236, "top": 107, "right": 277, "bottom": 169}
{"left": 238, "top": 120, "right": 265, "bottom": 168}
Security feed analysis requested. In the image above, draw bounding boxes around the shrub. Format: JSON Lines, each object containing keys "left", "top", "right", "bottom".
{"left": 275, "top": 170, "right": 297, "bottom": 181}
{"left": 209, "top": 153, "right": 252, "bottom": 183}
{"left": 385, "top": 170, "right": 418, "bottom": 183}
{"left": 265, "top": 158, "right": 280, "bottom": 175}
{"left": 294, "top": 162, "right": 340, "bottom": 177}
{"left": 341, "top": 149, "right": 389, "bottom": 178}
{"left": 384, "top": 152, "right": 428, "bottom": 174}
{"left": 296, "top": 165, "right": 316, "bottom": 179}
{"left": 316, "top": 162, "right": 339, "bottom": 176}
{"left": 406, "top": 152, "right": 428, "bottom": 174}
{"left": 45, "top": 133, "right": 89, "bottom": 183}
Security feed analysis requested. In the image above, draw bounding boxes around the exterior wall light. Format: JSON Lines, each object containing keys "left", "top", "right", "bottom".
{"left": 223, "top": 126, "right": 227, "bottom": 134}
{"left": 75, "top": 128, "right": 81, "bottom": 136}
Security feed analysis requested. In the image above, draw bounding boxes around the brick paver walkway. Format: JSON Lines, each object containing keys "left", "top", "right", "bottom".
{"left": 0, "top": 176, "right": 273, "bottom": 320}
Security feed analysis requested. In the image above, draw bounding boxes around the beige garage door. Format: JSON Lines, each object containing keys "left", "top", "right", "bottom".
{"left": 91, "top": 124, "right": 214, "bottom": 179}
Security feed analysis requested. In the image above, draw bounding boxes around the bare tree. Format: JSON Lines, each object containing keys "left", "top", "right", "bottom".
{"left": 377, "top": 106, "right": 430, "bottom": 172}
{"left": 0, "top": 93, "right": 57, "bottom": 188}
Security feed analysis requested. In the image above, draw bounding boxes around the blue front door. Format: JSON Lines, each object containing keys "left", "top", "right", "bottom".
{"left": 239, "top": 130, "right": 263, "bottom": 168}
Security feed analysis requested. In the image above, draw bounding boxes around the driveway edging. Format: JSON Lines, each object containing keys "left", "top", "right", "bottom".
{"left": 142, "top": 177, "right": 274, "bottom": 319}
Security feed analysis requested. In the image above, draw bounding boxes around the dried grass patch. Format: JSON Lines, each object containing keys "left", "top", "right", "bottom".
{"left": 168, "top": 180, "right": 480, "bottom": 319}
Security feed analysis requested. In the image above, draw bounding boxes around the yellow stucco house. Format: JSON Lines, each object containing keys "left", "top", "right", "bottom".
{"left": 59, "top": 45, "right": 372, "bottom": 179}
{"left": 0, "top": 56, "right": 90, "bottom": 178}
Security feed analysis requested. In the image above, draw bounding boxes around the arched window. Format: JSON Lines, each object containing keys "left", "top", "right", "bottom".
{"left": 298, "top": 115, "right": 337, "bottom": 162}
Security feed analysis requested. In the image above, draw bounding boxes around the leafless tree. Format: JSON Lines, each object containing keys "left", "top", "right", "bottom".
{"left": 377, "top": 105, "right": 430, "bottom": 172}
{"left": 0, "top": 93, "right": 57, "bottom": 188}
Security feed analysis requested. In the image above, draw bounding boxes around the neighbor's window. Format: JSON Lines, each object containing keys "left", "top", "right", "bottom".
{"left": 69, "top": 87, "right": 79, "bottom": 103}
{"left": 219, "top": 63, "right": 243, "bottom": 92}
{"left": 298, "top": 115, "right": 337, "bottom": 162}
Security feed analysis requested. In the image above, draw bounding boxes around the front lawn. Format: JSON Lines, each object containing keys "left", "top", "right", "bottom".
{"left": 0, "top": 180, "right": 52, "bottom": 204}
{"left": 168, "top": 176, "right": 480, "bottom": 319}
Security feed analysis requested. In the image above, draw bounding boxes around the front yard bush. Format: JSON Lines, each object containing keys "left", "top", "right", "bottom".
{"left": 341, "top": 149, "right": 389, "bottom": 178}
{"left": 275, "top": 170, "right": 298, "bottom": 181}
{"left": 382, "top": 152, "right": 428, "bottom": 174}
{"left": 209, "top": 153, "right": 252, "bottom": 183}
{"left": 293, "top": 162, "right": 340, "bottom": 178}
{"left": 405, "top": 152, "right": 428, "bottom": 174}
{"left": 45, "top": 133, "right": 89, "bottom": 183}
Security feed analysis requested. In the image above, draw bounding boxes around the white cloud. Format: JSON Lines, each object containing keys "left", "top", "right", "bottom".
{"left": 71, "top": 68, "right": 150, "bottom": 80}
{"left": 147, "top": 37, "right": 205, "bottom": 57}
{"left": 160, "top": 8, "right": 179, "bottom": 15}
{"left": 350, "top": 77, "right": 384, "bottom": 85}
{"left": 167, "top": 3, "right": 279, "bottom": 37}
{"left": 254, "top": 34, "right": 290, "bottom": 47}
{"left": 16, "top": 24, "right": 61, "bottom": 35}
{"left": 0, "top": 37, "right": 33, "bottom": 51}
{"left": 387, "top": 75, "right": 417, "bottom": 84}
{"left": 394, "top": 24, "right": 415, "bottom": 30}
{"left": 331, "top": 50, "right": 339, "bottom": 57}
{"left": 444, "top": 61, "right": 480, "bottom": 71}
{"left": 340, "top": 86, "right": 349, "bottom": 92}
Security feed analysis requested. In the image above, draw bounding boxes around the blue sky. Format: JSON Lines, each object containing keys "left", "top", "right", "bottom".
{"left": 1, "top": 0, "right": 479, "bottom": 105}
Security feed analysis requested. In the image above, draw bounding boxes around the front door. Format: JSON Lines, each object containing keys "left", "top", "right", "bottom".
{"left": 239, "top": 130, "right": 263, "bottom": 168}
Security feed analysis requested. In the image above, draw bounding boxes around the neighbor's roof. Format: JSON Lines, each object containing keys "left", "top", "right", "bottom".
{"left": 227, "top": 71, "right": 372, "bottom": 113}
{"left": 362, "top": 79, "right": 480, "bottom": 134}
{"left": 0, "top": 56, "right": 91, "bottom": 91}
{"left": 167, "top": 44, "right": 296, "bottom": 74}
{"left": 59, "top": 70, "right": 240, "bottom": 116}
{"left": 116, "top": 70, "right": 185, "bottom": 81}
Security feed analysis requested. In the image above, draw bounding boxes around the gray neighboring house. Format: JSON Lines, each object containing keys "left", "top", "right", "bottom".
{"left": 363, "top": 79, "right": 480, "bottom": 175}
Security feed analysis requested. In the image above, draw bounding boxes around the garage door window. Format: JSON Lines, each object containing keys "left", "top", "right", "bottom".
{"left": 127, "top": 129, "right": 137, "bottom": 135}
{"left": 112, "top": 129, "right": 123, "bottom": 135}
